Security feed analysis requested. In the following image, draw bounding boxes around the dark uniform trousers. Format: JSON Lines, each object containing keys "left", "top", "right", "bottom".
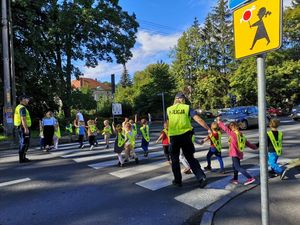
{"left": 18, "top": 127, "right": 30, "bottom": 160}
{"left": 170, "top": 131, "right": 205, "bottom": 183}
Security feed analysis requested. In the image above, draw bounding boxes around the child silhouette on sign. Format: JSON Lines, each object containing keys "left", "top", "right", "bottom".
{"left": 250, "top": 7, "right": 271, "bottom": 50}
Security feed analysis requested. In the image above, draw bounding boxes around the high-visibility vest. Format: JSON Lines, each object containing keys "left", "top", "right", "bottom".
{"left": 89, "top": 125, "right": 97, "bottom": 133}
{"left": 132, "top": 123, "right": 137, "bottom": 136}
{"left": 126, "top": 131, "right": 135, "bottom": 147}
{"left": 210, "top": 131, "right": 222, "bottom": 152}
{"left": 54, "top": 125, "right": 61, "bottom": 138}
{"left": 102, "top": 126, "right": 112, "bottom": 135}
{"left": 14, "top": 104, "right": 31, "bottom": 127}
{"left": 228, "top": 131, "right": 246, "bottom": 152}
{"left": 167, "top": 103, "right": 193, "bottom": 136}
{"left": 117, "top": 133, "right": 126, "bottom": 147}
{"left": 140, "top": 125, "right": 150, "bottom": 142}
{"left": 66, "top": 124, "right": 73, "bottom": 133}
{"left": 267, "top": 131, "right": 283, "bottom": 156}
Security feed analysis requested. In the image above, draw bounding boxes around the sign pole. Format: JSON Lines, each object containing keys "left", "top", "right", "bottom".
{"left": 257, "top": 54, "right": 269, "bottom": 225}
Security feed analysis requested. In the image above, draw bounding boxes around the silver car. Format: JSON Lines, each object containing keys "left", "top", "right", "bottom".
{"left": 291, "top": 105, "right": 300, "bottom": 120}
{"left": 221, "top": 106, "right": 268, "bottom": 130}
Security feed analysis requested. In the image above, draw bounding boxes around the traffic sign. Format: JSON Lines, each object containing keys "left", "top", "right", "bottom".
{"left": 112, "top": 103, "right": 122, "bottom": 115}
{"left": 233, "top": 0, "right": 282, "bottom": 59}
{"left": 229, "top": 0, "right": 251, "bottom": 10}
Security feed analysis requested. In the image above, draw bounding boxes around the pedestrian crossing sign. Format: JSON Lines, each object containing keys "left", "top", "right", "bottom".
{"left": 233, "top": 0, "right": 282, "bottom": 59}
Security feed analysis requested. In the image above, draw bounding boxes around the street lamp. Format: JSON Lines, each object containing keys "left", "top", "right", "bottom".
{"left": 157, "top": 92, "right": 166, "bottom": 122}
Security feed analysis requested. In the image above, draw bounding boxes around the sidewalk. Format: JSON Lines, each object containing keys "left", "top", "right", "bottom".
{"left": 213, "top": 168, "right": 300, "bottom": 225}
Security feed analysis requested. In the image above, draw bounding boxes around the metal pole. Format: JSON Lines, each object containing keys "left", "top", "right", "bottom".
{"left": 2, "top": 0, "right": 13, "bottom": 136}
{"left": 162, "top": 92, "right": 165, "bottom": 122}
{"left": 9, "top": 0, "right": 16, "bottom": 109}
{"left": 257, "top": 54, "right": 269, "bottom": 225}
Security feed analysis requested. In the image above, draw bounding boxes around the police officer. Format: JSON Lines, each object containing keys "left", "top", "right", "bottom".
{"left": 14, "top": 95, "right": 32, "bottom": 163}
{"left": 167, "top": 92, "right": 210, "bottom": 188}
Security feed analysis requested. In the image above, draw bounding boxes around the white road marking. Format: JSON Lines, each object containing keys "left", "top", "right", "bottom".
{"left": 175, "top": 189, "right": 231, "bottom": 210}
{"left": 136, "top": 153, "right": 257, "bottom": 191}
{"left": 0, "top": 178, "right": 31, "bottom": 187}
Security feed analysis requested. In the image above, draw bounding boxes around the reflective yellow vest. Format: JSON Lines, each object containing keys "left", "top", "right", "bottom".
{"left": 167, "top": 103, "right": 193, "bottom": 136}
{"left": 228, "top": 131, "right": 246, "bottom": 152}
{"left": 126, "top": 131, "right": 135, "bottom": 147}
{"left": 102, "top": 126, "right": 112, "bottom": 135}
{"left": 140, "top": 125, "right": 150, "bottom": 142}
{"left": 117, "top": 133, "right": 126, "bottom": 147}
{"left": 66, "top": 124, "right": 73, "bottom": 133}
{"left": 54, "top": 125, "right": 61, "bottom": 138}
{"left": 210, "top": 131, "right": 222, "bottom": 152}
{"left": 14, "top": 104, "right": 31, "bottom": 127}
{"left": 132, "top": 123, "right": 137, "bottom": 136}
{"left": 89, "top": 125, "right": 97, "bottom": 133}
{"left": 267, "top": 131, "right": 283, "bottom": 156}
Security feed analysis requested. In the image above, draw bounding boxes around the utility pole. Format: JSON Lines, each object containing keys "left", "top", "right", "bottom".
{"left": 2, "top": 0, "right": 14, "bottom": 135}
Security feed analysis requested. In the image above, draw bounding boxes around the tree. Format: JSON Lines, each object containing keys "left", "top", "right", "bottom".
{"left": 120, "top": 64, "right": 132, "bottom": 87}
{"left": 12, "top": 0, "right": 138, "bottom": 120}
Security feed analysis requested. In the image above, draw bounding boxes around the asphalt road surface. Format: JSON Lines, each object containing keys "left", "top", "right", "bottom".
{"left": 0, "top": 117, "right": 299, "bottom": 225}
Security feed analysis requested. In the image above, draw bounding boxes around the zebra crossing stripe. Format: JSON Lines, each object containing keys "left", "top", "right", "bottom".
{"left": 0, "top": 178, "right": 31, "bottom": 187}
{"left": 88, "top": 151, "right": 165, "bottom": 169}
{"left": 110, "top": 160, "right": 168, "bottom": 178}
{"left": 175, "top": 188, "right": 231, "bottom": 210}
{"left": 135, "top": 153, "right": 257, "bottom": 191}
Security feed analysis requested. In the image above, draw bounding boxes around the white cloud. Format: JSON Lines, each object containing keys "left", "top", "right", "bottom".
{"left": 82, "top": 30, "right": 180, "bottom": 82}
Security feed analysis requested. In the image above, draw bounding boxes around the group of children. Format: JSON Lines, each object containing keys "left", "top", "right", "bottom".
{"left": 46, "top": 111, "right": 287, "bottom": 185}
{"left": 155, "top": 117, "right": 286, "bottom": 186}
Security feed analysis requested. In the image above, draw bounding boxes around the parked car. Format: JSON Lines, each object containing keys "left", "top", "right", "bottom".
{"left": 267, "top": 107, "right": 283, "bottom": 117}
{"left": 221, "top": 106, "right": 270, "bottom": 130}
{"left": 291, "top": 104, "right": 300, "bottom": 121}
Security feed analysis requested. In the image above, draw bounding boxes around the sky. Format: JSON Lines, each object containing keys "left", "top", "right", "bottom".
{"left": 81, "top": 0, "right": 293, "bottom": 83}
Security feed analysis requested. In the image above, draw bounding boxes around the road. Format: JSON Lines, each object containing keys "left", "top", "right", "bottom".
{"left": 0, "top": 118, "right": 299, "bottom": 225}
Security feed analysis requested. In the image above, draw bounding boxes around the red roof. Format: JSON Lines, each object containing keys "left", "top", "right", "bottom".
{"left": 71, "top": 78, "right": 111, "bottom": 91}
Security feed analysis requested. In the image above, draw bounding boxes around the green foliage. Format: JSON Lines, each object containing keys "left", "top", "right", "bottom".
{"left": 12, "top": 0, "right": 138, "bottom": 120}
{"left": 69, "top": 89, "right": 97, "bottom": 111}
{"left": 115, "top": 62, "right": 176, "bottom": 117}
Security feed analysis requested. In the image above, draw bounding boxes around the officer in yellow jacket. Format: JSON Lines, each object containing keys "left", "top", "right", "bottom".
{"left": 167, "top": 92, "right": 210, "bottom": 188}
{"left": 14, "top": 95, "right": 32, "bottom": 163}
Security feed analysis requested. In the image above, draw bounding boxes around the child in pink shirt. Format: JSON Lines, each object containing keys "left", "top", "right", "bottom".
{"left": 217, "top": 117, "right": 258, "bottom": 185}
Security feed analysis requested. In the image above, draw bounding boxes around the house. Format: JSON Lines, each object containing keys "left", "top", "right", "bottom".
{"left": 71, "top": 77, "right": 112, "bottom": 101}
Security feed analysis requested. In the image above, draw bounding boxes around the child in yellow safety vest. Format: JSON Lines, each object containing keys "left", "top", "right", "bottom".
{"left": 267, "top": 118, "right": 284, "bottom": 178}
{"left": 102, "top": 120, "right": 112, "bottom": 149}
{"left": 124, "top": 122, "right": 139, "bottom": 164}
{"left": 87, "top": 119, "right": 99, "bottom": 150}
{"left": 201, "top": 122, "right": 225, "bottom": 173}
{"left": 112, "top": 123, "right": 126, "bottom": 167}
{"left": 217, "top": 117, "right": 258, "bottom": 185}
{"left": 140, "top": 118, "right": 150, "bottom": 157}
{"left": 53, "top": 120, "right": 61, "bottom": 149}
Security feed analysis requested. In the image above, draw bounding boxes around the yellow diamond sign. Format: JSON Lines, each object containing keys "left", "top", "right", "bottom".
{"left": 233, "top": 0, "right": 282, "bottom": 59}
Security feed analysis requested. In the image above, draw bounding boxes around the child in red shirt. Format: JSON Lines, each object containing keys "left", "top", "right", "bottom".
{"left": 156, "top": 121, "right": 171, "bottom": 164}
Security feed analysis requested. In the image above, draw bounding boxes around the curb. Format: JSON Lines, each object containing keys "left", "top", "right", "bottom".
{"left": 199, "top": 183, "right": 259, "bottom": 225}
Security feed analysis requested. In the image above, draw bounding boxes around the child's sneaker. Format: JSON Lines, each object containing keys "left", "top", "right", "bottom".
{"left": 204, "top": 166, "right": 212, "bottom": 171}
{"left": 144, "top": 151, "right": 149, "bottom": 157}
{"left": 230, "top": 179, "right": 239, "bottom": 185}
{"left": 244, "top": 177, "right": 255, "bottom": 185}
{"left": 90, "top": 145, "right": 94, "bottom": 151}
{"left": 106, "top": 145, "right": 109, "bottom": 149}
